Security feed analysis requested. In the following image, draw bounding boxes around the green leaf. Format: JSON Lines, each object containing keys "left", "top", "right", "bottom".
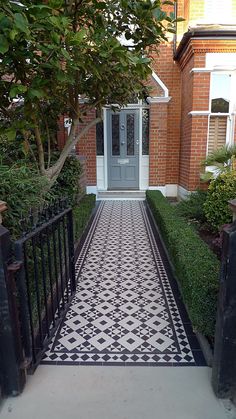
{"left": 152, "top": 8, "right": 167, "bottom": 20}
{"left": 5, "top": 128, "right": 17, "bottom": 141}
{"left": 48, "top": 0, "right": 63, "bottom": 8}
{"left": 72, "top": 29, "right": 87, "bottom": 44}
{"left": 61, "top": 49, "right": 71, "bottom": 60}
{"left": 10, "top": 84, "right": 27, "bottom": 98}
{"left": 14, "top": 13, "right": 29, "bottom": 34}
{"left": 51, "top": 32, "right": 60, "bottom": 44}
{"left": 173, "top": 17, "right": 185, "bottom": 23}
{"left": 0, "top": 35, "right": 9, "bottom": 54}
{"left": 9, "top": 29, "right": 18, "bottom": 41}
{"left": 28, "top": 88, "right": 45, "bottom": 99}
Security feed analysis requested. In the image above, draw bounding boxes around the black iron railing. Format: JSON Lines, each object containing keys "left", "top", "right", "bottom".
{"left": 13, "top": 200, "right": 76, "bottom": 370}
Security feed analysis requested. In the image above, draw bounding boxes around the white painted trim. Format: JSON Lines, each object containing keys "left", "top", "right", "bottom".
{"left": 189, "top": 111, "right": 210, "bottom": 116}
{"left": 86, "top": 186, "right": 98, "bottom": 196}
{"left": 148, "top": 186, "right": 166, "bottom": 195}
{"left": 148, "top": 184, "right": 178, "bottom": 197}
{"left": 103, "top": 108, "right": 108, "bottom": 191}
{"left": 190, "top": 67, "right": 236, "bottom": 74}
{"left": 151, "top": 71, "right": 169, "bottom": 97}
{"left": 138, "top": 106, "right": 142, "bottom": 191}
{"left": 190, "top": 68, "right": 212, "bottom": 73}
{"left": 146, "top": 96, "right": 172, "bottom": 104}
{"left": 166, "top": 185, "right": 178, "bottom": 197}
{"left": 177, "top": 186, "right": 190, "bottom": 200}
{"left": 101, "top": 105, "right": 149, "bottom": 192}
{"left": 97, "top": 197, "right": 145, "bottom": 201}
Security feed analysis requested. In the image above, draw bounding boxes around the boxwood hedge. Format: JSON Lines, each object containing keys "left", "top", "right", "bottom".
{"left": 73, "top": 194, "right": 96, "bottom": 242}
{"left": 146, "top": 190, "right": 220, "bottom": 337}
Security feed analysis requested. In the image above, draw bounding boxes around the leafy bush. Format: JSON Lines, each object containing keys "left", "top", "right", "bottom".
{"left": 51, "top": 155, "right": 82, "bottom": 205}
{"left": 0, "top": 135, "right": 28, "bottom": 165}
{"left": 0, "top": 164, "right": 49, "bottom": 238}
{"left": 146, "top": 190, "right": 220, "bottom": 337}
{"left": 204, "top": 171, "right": 236, "bottom": 232}
{"left": 175, "top": 190, "right": 208, "bottom": 223}
{"left": 73, "top": 194, "right": 96, "bottom": 242}
{"left": 0, "top": 153, "right": 83, "bottom": 237}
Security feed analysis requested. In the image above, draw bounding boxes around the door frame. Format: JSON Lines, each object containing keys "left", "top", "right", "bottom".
{"left": 103, "top": 102, "right": 149, "bottom": 191}
{"left": 107, "top": 108, "right": 139, "bottom": 190}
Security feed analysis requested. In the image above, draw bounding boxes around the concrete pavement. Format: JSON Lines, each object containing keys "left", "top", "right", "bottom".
{"left": 1, "top": 365, "right": 236, "bottom": 419}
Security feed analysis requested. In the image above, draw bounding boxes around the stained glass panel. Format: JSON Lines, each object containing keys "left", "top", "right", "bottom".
{"left": 126, "top": 114, "right": 135, "bottom": 156}
{"left": 142, "top": 109, "right": 149, "bottom": 155}
{"left": 112, "top": 114, "right": 120, "bottom": 156}
{"left": 96, "top": 120, "right": 104, "bottom": 155}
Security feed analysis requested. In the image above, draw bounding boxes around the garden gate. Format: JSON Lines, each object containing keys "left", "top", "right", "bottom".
{"left": 212, "top": 220, "right": 236, "bottom": 399}
{"left": 0, "top": 201, "right": 76, "bottom": 395}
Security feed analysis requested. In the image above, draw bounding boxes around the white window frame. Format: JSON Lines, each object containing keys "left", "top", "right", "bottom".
{"left": 207, "top": 71, "right": 235, "bottom": 153}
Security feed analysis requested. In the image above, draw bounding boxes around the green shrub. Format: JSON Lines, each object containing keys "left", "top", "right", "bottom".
{"left": 73, "top": 194, "right": 96, "bottom": 242}
{"left": 51, "top": 155, "right": 82, "bottom": 205}
{"left": 0, "top": 164, "right": 49, "bottom": 238}
{"left": 0, "top": 154, "right": 83, "bottom": 237}
{"left": 204, "top": 171, "right": 236, "bottom": 232}
{"left": 146, "top": 190, "right": 220, "bottom": 337}
{"left": 176, "top": 189, "right": 208, "bottom": 223}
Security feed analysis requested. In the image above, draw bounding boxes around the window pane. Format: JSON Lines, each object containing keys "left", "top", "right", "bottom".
{"left": 112, "top": 114, "right": 120, "bottom": 156}
{"left": 142, "top": 109, "right": 149, "bottom": 155}
{"left": 96, "top": 120, "right": 104, "bottom": 156}
{"left": 211, "top": 73, "right": 231, "bottom": 112}
{"left": 211, "top": 98, "right": 229, "bottom": 113}
{"left": 126, "top": 114, "right": 135, "bottom": 156}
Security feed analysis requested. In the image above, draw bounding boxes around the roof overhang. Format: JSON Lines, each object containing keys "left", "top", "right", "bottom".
{"left": 174, "top": 26, "right": 236, "bottom": 61}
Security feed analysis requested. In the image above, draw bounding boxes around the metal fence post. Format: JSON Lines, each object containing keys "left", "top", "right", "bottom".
{"left": 67, "top": 209, "right": 76, "bottom": 292}
{"left": 0, "top": 225, "right": 26, "bottom": 395}
{"left": 212, "top": 221, "right": 236, "bottom": 398}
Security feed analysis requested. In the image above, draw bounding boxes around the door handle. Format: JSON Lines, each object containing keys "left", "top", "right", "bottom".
{"left": 121, "top": 141, "right": 125, "bottom": 145}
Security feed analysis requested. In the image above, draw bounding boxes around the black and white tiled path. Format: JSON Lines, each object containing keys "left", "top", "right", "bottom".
{"left": 42, "top": 201, "right": 205, "bottom": 366}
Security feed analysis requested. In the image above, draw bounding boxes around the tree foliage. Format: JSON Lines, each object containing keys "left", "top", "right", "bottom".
{"left": 0, "top": 0, "right": 177, "bottom": 183}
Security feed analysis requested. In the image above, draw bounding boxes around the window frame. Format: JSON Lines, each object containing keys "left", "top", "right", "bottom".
{"left": 207, "top": 71, "right": 235, "bottom": 156}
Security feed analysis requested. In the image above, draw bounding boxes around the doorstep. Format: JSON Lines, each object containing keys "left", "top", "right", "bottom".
{"left": 97, "top": 190, "right": 146, "bottom": 200}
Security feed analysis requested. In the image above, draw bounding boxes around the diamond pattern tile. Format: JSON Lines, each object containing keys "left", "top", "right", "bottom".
{"left": 42, "top": 201, "right": 205, "bottom": 366}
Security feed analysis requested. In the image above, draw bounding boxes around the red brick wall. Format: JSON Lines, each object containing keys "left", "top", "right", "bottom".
{"left": 179, "top": 55, "right": 194, "bottom": 189}
{"left": 57, "top": 115, "right": 68, "bottom": 150}
{"left": 75, "top": 109, "right": 97, "bottom": 186}
{"left": 178, "top": 52, "right": 210, "bottom": 191}
{"left": 177, "top": 38, "right": 236, "bottom": 191}
{"left": 151, "top": 43, "right": 181, "bottom": 186}
{"left": 149, "top": 103, "right": 168, "bottom": 186}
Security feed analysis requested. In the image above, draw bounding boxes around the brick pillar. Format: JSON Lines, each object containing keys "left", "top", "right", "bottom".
{"left": 188, "top": 115, "right": 209, "bottom": 190}
{"left": 149, "top": 102, "right": 168, "bottom": 187}
{"left": 186, "top": 69, "right": 210, "bottom": 191}
{"left": 76, "top": 109, "right": 97, "bottom": 186}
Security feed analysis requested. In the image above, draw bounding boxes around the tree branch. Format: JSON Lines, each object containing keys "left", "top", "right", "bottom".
{"left": 46, "top": 116, "right": 101, "bottom": 183}
{"left": 32, "top": 114, "right": 46, "bottom": 175}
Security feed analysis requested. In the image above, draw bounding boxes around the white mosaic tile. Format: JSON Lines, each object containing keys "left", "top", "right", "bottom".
{"left": 42, "top": 201, "right": 204, "bottom": 366}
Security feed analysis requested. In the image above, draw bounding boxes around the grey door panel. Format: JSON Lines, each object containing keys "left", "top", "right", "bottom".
{"left": 107, "top": 109, "right": 139, "bottom": 189}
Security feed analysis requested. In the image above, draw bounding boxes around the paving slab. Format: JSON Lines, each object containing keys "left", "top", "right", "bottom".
{"left": 1, "top": 365, "right": 236, "bottom": 419}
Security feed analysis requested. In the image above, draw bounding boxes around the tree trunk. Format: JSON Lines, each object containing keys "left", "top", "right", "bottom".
{"left": 45, "top": 116, "right": 101, "bottom": 185}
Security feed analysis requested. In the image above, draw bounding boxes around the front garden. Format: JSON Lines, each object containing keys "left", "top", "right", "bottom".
{"left": 147, "top": 160, "right": 236, "bottom": 341}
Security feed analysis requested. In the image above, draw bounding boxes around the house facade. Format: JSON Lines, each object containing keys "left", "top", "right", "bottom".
{"left": 58, "top": 0, "right": 236, "bottom": 198}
